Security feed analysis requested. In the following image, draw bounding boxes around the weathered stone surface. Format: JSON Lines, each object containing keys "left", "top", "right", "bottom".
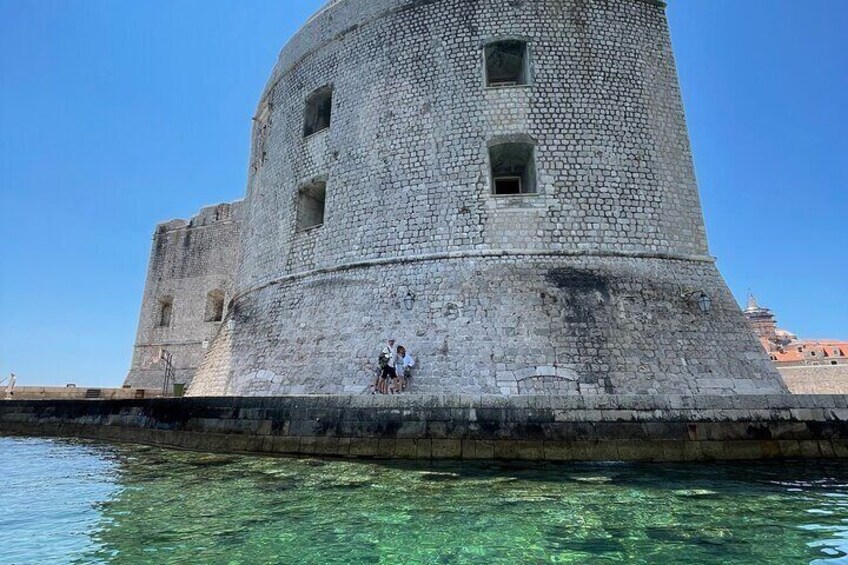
{"left": 125, "top": 203, "right": 242, "bottom": 390}
{"left": 125, "top": 0, "right": 786, "bottom": 399}
{"left": 4, "top": 395, "right": 848, "bottom": 462}
{"left": 780, "top": 366, "right": 848, "bottom": 394}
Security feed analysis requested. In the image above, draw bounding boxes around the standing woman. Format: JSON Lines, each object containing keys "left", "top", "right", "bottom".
{"left": 396, "top": 346, "right": 415, "bottom": 392}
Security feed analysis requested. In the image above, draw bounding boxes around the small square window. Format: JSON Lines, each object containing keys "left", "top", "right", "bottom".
{"left": 297, "top": 180, "right": 327, "bottom": 231}
{"left": 485, "top": 40, "right": 530, "bottom": 87}
{"left": 489, "top": 141, "right": 537, "bottom": 195}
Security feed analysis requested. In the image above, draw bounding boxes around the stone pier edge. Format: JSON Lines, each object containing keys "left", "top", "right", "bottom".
{"left": 3, "top": 394, "right": 848, "bottom": 462}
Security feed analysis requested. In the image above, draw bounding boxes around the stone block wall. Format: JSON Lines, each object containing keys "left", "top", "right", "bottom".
{"left": 4, "top": 394, "right": 848, "bottom": 462}
{"left": 184, "top": 0, "right": 785, "bottom": 397}
{"left": 190, "top": 255, "right": 783, "bottom": 397}
{"left": 239, "top": 0, "right": 708, "bottom": 290}
{"left": 781, "top": 366, "right": 848, "bottom": 395}
{"left": 6, "top": 386, "right": 163, "bottom": 401}
{"left": 124, "top": 203, "right": 242, "bottom": 390}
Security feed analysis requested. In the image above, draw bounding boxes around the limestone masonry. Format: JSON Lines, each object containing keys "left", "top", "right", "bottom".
{"left": 125, "top": 203, "right": 241, "bottom": 390}
{"left": 5, "top": 395, "right": 848, "bottom": 462}
{"left": 125, "top": 0, "right": 786, "bottom": 397}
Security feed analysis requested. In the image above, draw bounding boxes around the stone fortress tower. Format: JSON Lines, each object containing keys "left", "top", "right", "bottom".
{"left": 125, "top": 203, "right": 241, "bottom": 390}
{"left": 127, "top": 0, "right": 787, "bottom": 397}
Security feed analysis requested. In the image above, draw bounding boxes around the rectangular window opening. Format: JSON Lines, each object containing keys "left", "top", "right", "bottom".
{"left": 204, "top": 290, "right": 225, "bottom": 322}
{"left": 493, "top": 176, "right": 522, "bottom": 195}
{"left": 485, "top": 41, "right": 530, "bottom": 87}
{"left": 157, "top": 298, "right": 173, "bottom": 328}
{"left": 297, "top": 181, "right": 327, "bottom": 231}
{"left": 489, "top": 142, "right": 537, "bottom": 195}
{"left": 304, "top": 87, "right": 333, "bottom": 137}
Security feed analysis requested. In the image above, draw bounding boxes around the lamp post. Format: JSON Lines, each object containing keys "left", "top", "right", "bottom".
{"left": 697, "top": 292, "right": 712, "bottom": 315}
{"left": 682, "top": 290, "right": 712, "bottom": 314}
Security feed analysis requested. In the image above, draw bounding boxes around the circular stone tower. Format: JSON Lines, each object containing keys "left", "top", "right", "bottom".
{"left": 189, "top": 0, "right": 786, "bottom": 397}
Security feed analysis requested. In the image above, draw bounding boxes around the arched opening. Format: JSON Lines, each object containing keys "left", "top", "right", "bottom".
{"left": 204, "top": 290, "right": 225, "bottom": 322}
{"left": 485, "top": 40, "right": 530, "bottom": 87}
{"left": 489, "top": 141, "right": 537, "bottom": 195}
{"left": 303, "top": 86, "right": 333, "bottom": 137}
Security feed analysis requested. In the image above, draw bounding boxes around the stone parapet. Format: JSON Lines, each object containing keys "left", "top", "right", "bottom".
{"left": 780, "top": 365, "right": 848, "bottom": 395}
{"left": 4, "top": 387, "right": 163, "bottom": 401}
{"left": 3, "top": 395, "right": 848, "bottom": 462}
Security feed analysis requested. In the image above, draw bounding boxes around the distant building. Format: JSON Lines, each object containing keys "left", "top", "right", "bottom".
{"left": 744, "top": 295, "right": 848, "bottom": 394}
{"left": 743, "top": 295, "right": 847, "bottom": 368}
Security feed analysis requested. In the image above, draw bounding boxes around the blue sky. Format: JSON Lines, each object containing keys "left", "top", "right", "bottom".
{"left": 0, "top": 0, "right": 845, "bottom": 387}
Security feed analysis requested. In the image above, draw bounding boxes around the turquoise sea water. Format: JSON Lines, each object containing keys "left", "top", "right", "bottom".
{"left": 2, "top": 437, "right": 848, "bottom": 564}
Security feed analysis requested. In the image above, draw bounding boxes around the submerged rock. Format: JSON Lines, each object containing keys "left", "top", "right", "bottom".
{"left": 673, "top": 489, "right": 719, "bottom": 498}
{"left": 187, "top": 456, "right": 238, "bottom": 467}
{"left": 572, "top": 476, "right": 614, "bottom": 484}
{"left": 420, "top": 472, "right": 462, "bottom": 482}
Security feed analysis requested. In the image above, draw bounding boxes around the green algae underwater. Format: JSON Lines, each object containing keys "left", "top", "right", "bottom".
{"left": 2, "top": 437, "right": 848, "bottom": 564}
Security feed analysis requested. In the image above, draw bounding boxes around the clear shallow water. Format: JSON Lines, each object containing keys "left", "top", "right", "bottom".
{"left": 3, "top": 438, "right": 848, "bottom": 564}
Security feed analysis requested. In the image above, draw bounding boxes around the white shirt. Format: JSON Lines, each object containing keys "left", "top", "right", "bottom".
{"left": 382, "top": 344, "right": 397, "bottom": 366}
{"left": 397, "top": 353, "right": 415, "bottom": 374}
{"left": 403, "top": 354, "right": 415, "bottom": 369}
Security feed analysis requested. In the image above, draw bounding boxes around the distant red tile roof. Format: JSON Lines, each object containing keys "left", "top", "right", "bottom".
{"left": 762, "top": 338, "right": 848, "bottom": 365}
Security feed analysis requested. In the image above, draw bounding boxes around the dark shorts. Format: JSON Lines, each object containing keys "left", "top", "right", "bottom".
{"left": 381, "top": 366, "right": 397, "bottom": 380}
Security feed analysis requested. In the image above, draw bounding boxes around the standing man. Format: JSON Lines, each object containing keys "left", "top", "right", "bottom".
{"left": 4, "top": 373, "right": 16, "bottom": 400}
{"left": 378, "top": 338, "right": 398, "bottom": 394}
